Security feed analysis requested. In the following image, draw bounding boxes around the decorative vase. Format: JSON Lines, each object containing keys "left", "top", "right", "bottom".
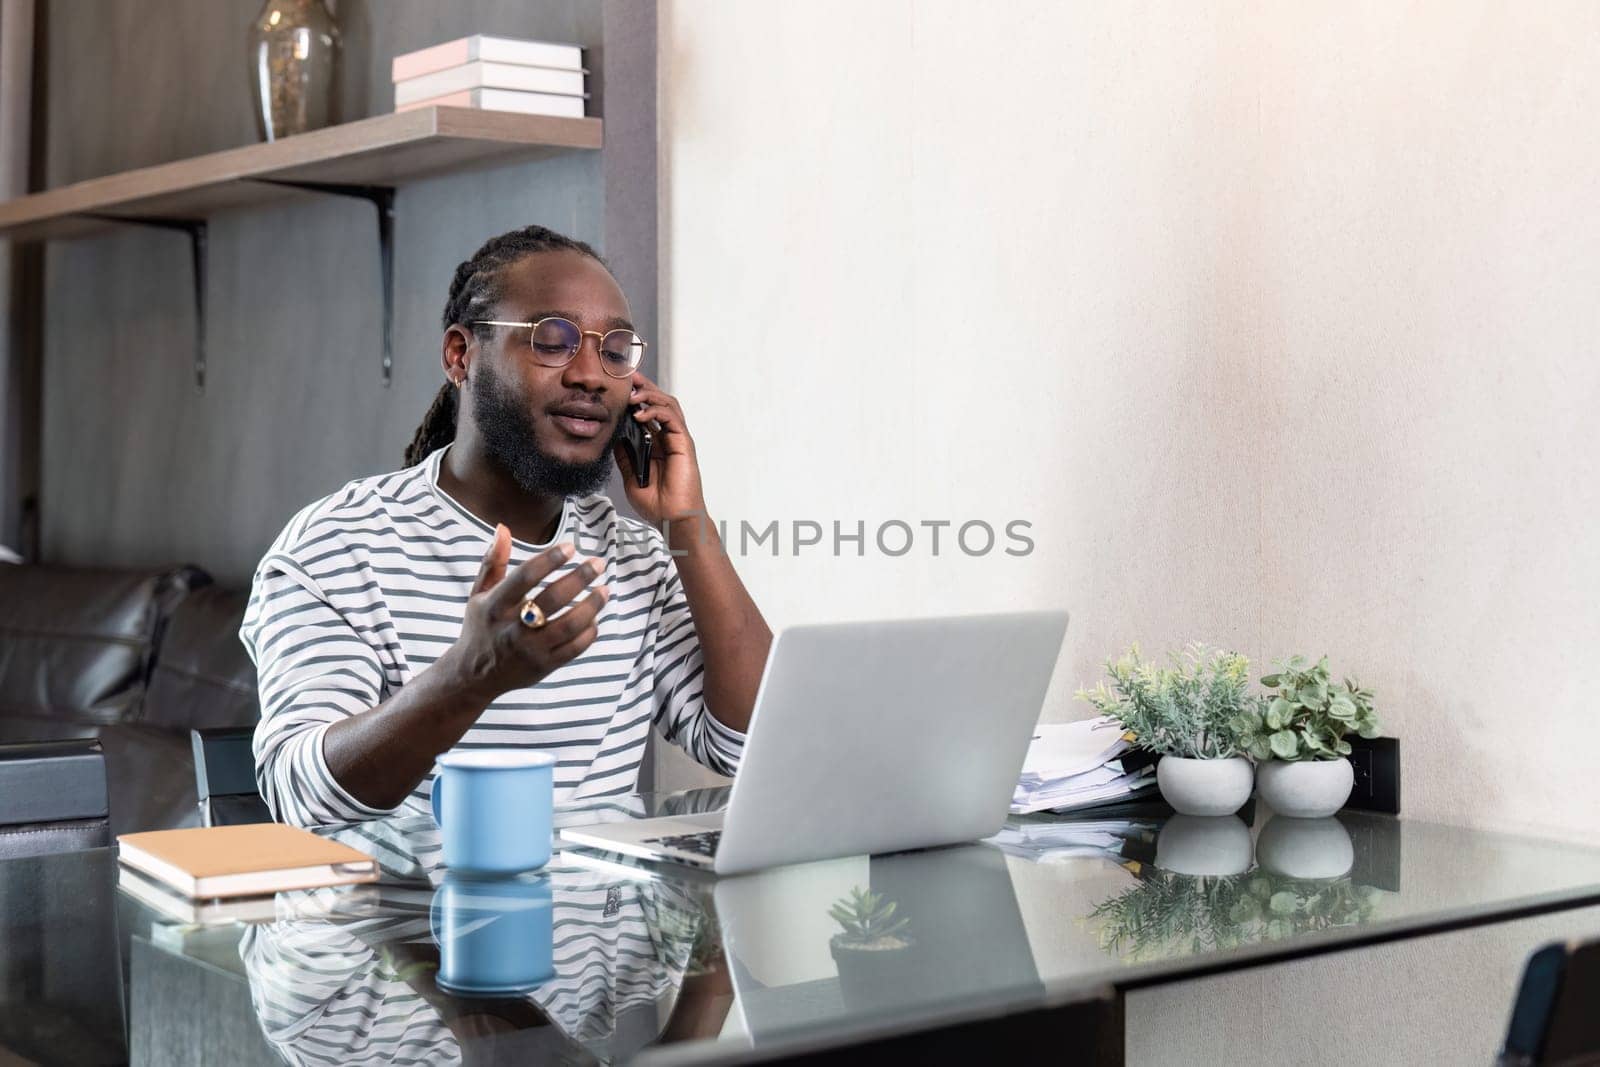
{"left": 248, "top": 0, "right": 340, "bottom": 142}
{"left": 1255, "top": 816, "right": 1354, "bottom": 879}
{"left": 1156, "top": 756, "right": 1253, "bottom": 817}
{"left": 1256, "top": 757, "right": 1354, "bottom": 819}
{"left": 1154, "top": 815, "right": 1253, "bottom": 876}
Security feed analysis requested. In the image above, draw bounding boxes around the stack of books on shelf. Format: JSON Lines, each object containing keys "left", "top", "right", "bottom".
{"left": 392, "top": 34, "right": 588, "bottom": 118}
{"left": 1009, "top": 716, "right": 1160, "bottom": 815}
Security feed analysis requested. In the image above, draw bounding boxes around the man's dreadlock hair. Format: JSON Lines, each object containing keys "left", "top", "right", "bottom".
{"left": 403, "top": 224, "right": 609, "bottom": 467}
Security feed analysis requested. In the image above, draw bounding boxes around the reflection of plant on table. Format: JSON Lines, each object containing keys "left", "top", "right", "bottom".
{"left": 1230, "top": 871, "right": 1379, "bottom": 941}
{"left": 1090, "top": 872, "right": 1257, "bottom": 960}
{"left": 375, "top": 943, "right": 438, "bottom": 984}
{"left": 829, "top": 887, "right": 914, "bottom": 1008}
{"left": 647, "top": 886, "right": 722, "bottom": 979}
{"left": 1090, "top": 869, "right": 1380, "bottom": 961}
{"left": 829, "top": 887, "right": 911, "bottom": 950}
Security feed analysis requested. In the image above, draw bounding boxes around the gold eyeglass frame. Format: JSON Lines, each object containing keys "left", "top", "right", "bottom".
{"left": 471, "top": 317, "right": 647, "bottom": 379}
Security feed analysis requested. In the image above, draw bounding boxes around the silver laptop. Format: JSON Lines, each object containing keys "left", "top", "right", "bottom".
{"left": 559, "top": 610, "right": 1068, "bottom": 876}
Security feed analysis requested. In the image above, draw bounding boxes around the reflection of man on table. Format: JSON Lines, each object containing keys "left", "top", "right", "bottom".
{"left": 238, "top": 811, "right": 734, "bottom": 1064}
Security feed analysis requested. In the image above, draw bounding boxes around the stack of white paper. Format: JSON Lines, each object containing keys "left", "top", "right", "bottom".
{"left": 1010, "top": 717, "right": 1158, "bottom": 815}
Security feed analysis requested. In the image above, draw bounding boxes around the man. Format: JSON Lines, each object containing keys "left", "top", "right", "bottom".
{"left": 241, "top": 224, "right": 771, "bottom": 826}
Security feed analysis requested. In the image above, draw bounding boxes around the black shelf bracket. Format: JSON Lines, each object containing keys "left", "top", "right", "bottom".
{"left": 82, "top": 214, "right": 209, "bottom": 392}
{"left": 252, "top": 179, "right": 397, "bottom": 386}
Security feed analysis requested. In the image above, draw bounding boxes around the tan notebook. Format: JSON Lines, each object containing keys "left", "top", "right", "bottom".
{"left": 117, "top": 824, "right": 379, "bottom": 899}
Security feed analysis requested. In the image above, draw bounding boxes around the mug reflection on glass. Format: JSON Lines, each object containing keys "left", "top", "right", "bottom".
{"left": 430, "top": 871, "right": 555, "bottom": 997}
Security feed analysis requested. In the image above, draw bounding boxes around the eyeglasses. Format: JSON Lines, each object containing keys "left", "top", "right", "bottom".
{"left": 471, "top": 317, "right": 647, "bottom": 379}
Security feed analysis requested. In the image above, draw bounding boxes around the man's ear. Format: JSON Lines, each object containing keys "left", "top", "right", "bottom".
{"left": 442, "top": 324, "right": 473, "bottom": 383}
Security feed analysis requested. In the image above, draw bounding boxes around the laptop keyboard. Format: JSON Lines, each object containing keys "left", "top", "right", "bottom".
{"left": 642, "top": 831, "right": 721, "bottom": 859}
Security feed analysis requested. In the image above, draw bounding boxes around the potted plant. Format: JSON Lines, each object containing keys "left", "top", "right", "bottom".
{"left": 1233, "top": 655, "right": 1380, "bottom": 818}
{"left": 1078, "top": 644, "right": 1257, "bottom": 816}
{"left": 828, "top": 887, "right": 913, "bottom": 1007}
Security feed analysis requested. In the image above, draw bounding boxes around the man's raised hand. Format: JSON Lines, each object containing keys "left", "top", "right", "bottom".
{"left": 445, "top": 524, "right": 609, "bottom": 702}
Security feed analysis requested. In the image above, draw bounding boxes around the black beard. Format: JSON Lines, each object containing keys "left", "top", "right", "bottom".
{"left": 470, "top": 365, "right": 619, "bottom": 499}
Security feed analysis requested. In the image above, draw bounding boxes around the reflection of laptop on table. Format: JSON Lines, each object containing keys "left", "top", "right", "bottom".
{"left": 559, "top": 611, "right": 1068, "bottom": 876}
{"left": 716, "top": 844, "right": 1043, "bottom": 1038}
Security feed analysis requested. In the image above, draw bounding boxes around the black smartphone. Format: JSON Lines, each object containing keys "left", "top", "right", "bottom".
{"left": 618, "top": 404, "right": 653, "bottom": 488}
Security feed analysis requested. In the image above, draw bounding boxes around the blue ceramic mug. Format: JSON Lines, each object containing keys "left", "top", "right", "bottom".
{"left": 430, "top": 749, "right": 555, "bottom": 873}
{"left": 430, "top": 871, "right": 554, "bottom": 996}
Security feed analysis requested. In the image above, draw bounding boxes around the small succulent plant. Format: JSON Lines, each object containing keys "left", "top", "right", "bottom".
{"left": 828, "top": 887, "right": 911, "bottom": 949}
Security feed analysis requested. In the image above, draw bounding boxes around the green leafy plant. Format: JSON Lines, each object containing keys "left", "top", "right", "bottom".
{"left": 828, "top": 887, "right": 911, "bottom": 949}
{"left": 1232, "top": 655, "right": 1380, "bottom": 761}
{"left": 1076, "top": 643, "right": 1260, "bottom": 759}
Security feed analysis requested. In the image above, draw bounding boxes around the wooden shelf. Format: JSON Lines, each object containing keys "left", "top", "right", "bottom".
{"left": 0, "top": 106, "right": 603, "bottom": 241}
{"left": 0, "top": 105, "right": 602, "bottom": 389}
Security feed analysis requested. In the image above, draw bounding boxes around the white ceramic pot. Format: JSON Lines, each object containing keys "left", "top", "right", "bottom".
{"left": 1256, "top": 758, "right": 1354, "bottom": 819}
{"left": 1154, "top": 815, "right": 1254, "bottom": 876}
{"left": 1156, "top": 756, "right": 1254, "bottom": 817}
{"left": 1255, "top": 816, "right": 1354, "bottom": 879}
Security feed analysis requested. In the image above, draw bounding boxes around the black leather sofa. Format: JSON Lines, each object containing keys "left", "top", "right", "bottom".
{"left": 0, "top": 563, "right": 260, "bottom": 837}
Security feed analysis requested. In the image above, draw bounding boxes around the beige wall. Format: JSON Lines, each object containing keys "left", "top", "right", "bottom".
{"left": 659, "top": 1, "right": 1600, "bottom": 1059}
{"left": 658, "top": 0, "right": 1600, "bottom": 836}
{"left": 1248, "top": 0, "right": 1600, "bottom": 842}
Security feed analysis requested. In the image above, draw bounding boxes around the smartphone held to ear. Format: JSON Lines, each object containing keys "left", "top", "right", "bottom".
{"left": 619, "top": 404, "right": 652, "bottom": 488}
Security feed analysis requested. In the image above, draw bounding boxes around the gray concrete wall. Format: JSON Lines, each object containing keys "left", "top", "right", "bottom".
{"left": 34, "top": 0, "right": 652, "bottom": 587}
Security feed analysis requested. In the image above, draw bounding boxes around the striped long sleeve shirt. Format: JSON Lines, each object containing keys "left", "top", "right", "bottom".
{"left": 239, "top": 446, "right": 745, "bottom": 826}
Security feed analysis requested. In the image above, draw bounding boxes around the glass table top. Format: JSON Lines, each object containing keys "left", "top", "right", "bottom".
{"left": 4, "top": 792, "right": 1600, "bottom": 1065}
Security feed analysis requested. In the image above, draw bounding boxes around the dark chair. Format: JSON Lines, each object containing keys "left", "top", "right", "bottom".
{"left": 1501, "top": 937, "right": 1600, "bottom": 1065}
{"left": 0, "top": 739, "right": 111, "bottom": 858}
{"left": 0, "top": 563, "right": 206, "bottom": 728}
{"left": 0, "top": 563, "right": 258, "bottom": 836}
{"left": 143, "top": 584, "right": 260, "bottom": 733}
{"left": 191, "top": 726, "right": 271, "bottom": 826}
